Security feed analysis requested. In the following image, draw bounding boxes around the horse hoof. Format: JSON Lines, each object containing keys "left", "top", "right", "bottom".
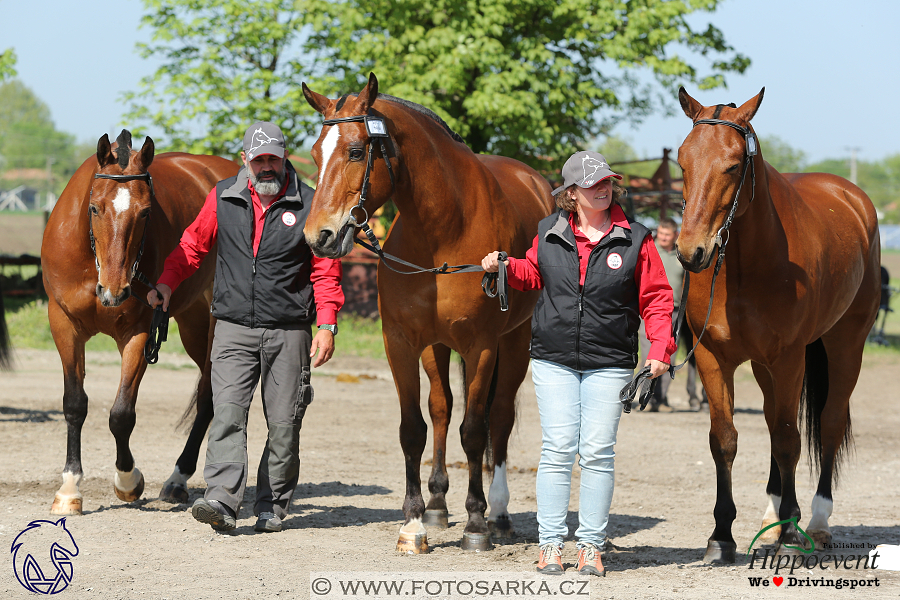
{"left": 158, "top": 482, "right": 189, "bottom": 504}
{"left": 703, "top": 540, "right": 736, "bottom": 564}
{"left": 488, "top": 515, "right": 514, "bottom": 539}
{"left": 422, "top": 509, "right": 449, "bottom": 528}
{"left": 757, "top": 522, "right": 782, "bottom": 545}
{"left": 460, "top": 532, "right": 493, "bottom": 552}
{"left": 809, "top": 529, "right": 832, "bottom": 550}
{"left": 50, "top": 495, "right": 83, "bottom": 516}
{"left": 114, "top": 471, "right": 145, "bottom": 503}
{"left": 397, "top": 531, "right": 428, "bottom": 554}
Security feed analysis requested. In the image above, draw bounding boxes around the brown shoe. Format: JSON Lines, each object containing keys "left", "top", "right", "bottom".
{"left": 657, "top": 403, "right": 675, "bottom": 413}
{"left": 536, "top": 543, "right": 564, "bottom": 575}
{"left": 576, "top": 543, "right": 606, "bottom": 577}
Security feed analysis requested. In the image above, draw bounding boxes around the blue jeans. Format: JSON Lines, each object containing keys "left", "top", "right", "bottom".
{"left": 532, "top": 359, "right": 632, "bottom": 548}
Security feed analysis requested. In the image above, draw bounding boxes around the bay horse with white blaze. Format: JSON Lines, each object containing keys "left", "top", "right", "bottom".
{"left": 302, "top": 74, "right": 554, "bottom": 552}
{"left": 41, "top": 130, "right": 239, "bottom": 514}
{"left": 676, "top": 88, "right": 880, "bottom": 562}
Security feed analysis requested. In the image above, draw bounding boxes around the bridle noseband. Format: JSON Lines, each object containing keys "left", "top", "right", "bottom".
{"left": 321, "top": 112, "right": 396, "bottom": 226}
{"left": 89, "top": 171, "right": 157, "bottom": 299}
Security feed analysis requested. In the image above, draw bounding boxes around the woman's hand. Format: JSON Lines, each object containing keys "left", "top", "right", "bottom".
{"left": 644, "top": 359, "right": 669, "bottom": 379}
{"left": 481, "top": 251, "right": 509, "bottom": 273}
{"left": 147, "top": 283, "right": 172, "bottom": 311}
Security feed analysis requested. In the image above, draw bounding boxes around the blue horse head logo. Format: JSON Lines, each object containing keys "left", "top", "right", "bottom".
{"left": 11, "top": 518, "right": 80, "bottom": 594}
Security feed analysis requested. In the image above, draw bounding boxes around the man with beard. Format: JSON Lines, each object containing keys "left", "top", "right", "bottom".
{"left": 148, "top": 122, "right": 343, "bottom": 533}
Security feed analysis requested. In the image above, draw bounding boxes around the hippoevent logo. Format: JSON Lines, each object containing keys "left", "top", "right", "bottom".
{"left": 10, "top": 518, "right": 80, "bottom": 594}
{"left": 745, "top": 517, "right": 882, "bottom": 590}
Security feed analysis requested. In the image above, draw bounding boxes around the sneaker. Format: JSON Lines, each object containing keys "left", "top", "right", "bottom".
{"left": 191, "top": 498, "right": 236, "bottom": 532}
{"left": 576, "top": 543, "right": 606, "bottom": 577}
{"left": 536, "top": 543, "right": 564, "bottom": 575}
{"left": 254, "top": 511, "right": 283, "bottom": 533}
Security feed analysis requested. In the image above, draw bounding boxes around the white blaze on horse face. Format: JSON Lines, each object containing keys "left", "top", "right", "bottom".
{"left": 807, "top": 494, "right": 833, "bottom": 532}
{"left": 317, "top": 126, "right": 341, "bottom": 191}
{"left": 112, "top": 187, "right": 131, "bottom": 213}
{"left": 487, "top": 462, "right": 510, "bottom": 521}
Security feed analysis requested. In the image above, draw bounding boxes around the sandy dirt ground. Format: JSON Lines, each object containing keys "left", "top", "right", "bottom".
{"left": 1, "top": 346, "right": 898, "bottom": 599}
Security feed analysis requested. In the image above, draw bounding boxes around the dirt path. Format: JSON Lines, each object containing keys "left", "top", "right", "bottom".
{"left": 1, "top": 348, "right": 898, "bottom": 599}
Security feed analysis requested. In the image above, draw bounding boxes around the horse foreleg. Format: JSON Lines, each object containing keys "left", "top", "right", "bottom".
{"left": 762, "top": 350, "right": 806, "bottom": 553}
{"left": 421, "top": 344, "right": 452, "bottom": 528}
{"left": 751, "top": 361, "right": 782, "bottom": 544}
{"left": 697, "top": 346, "right": 739, "bottom": 563}
{"left": 486, "top": 321, "right": 530, "bottom": 540}
{"left": 458, "top": 345, "right": 498, "bottom": 551}
{"left": 160, "top": 306, "right": 216, "bottom": 503}
{"left": 109, "top": 331, "right": 150, "bottom": 503}
{"left": 386, "top": 333, "right": 428, "bottom": 553}
{"left": 49, "top": 300, "right": 89, "bottom": 515}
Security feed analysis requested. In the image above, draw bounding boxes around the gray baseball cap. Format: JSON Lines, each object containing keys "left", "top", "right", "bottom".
{"left": 243, "top": 122, "right": 286, "bottom": 160}
{"left": 551, "top": 150, "right": 622, "bottom": 196}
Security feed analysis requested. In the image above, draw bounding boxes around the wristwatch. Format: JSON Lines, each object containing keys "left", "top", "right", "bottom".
{"left": 318, "top": 323, "right": 338, "bottom": 336}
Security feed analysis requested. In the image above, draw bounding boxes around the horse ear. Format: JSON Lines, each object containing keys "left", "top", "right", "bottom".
{"left": 356, "top": 72, "right": 379, "bottom": 112}
{"left": 139, "top": 136, "right": 155, "bottom": 170}
{"left": 679, "top": 87, "right": 703, "bottom": 121}
{"left": 97, "top": 134, "right": 115, "bottom": 168}
{"left": 736, "top": 87, "right": 765, "bottom": 123}
{"left": 302, "top": 82, "right": 333, "bottom": 115}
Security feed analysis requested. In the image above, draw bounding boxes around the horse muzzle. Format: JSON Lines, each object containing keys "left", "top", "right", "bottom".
{"left": 307, "top": 218, "right": 356, "bottom": 259}
{"left": 676, "top": 245, "right": 716, "bottom": 274}
{"left": 96, "top": 283, "right": 131, "bottom": 307}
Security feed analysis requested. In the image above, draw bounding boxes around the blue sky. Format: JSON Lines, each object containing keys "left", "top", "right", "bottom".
{"left": 4, "top": 0, "right": 899, "bottom": 163}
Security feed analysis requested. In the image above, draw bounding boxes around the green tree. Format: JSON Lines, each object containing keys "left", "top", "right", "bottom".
{"left": 123, "top": 0, "right": 318, "bottom": 156}
{"left": 759, "top": 135, "right": 807, "bottom": 173}
{"left": 127, "top": 0, "right": 747, "bottom": 166}
{"left": 0, "top": 81, "right": 83, "bottom": 195}
{"left": 0, "top": 48, "right": 16, "bottom": 82}
{"left": 307, "top": 0, "right": 749, "bottom": 168}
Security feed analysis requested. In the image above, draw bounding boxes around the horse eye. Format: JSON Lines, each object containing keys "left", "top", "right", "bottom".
{"left": 726, "top": 164, "right": 740, "bottom": 174}
{"left": 349, "top": 148, "right": 364, "bottom": 162}
{"left": 140, "top": 208, "right": 151, "bottom": 219}
{"left": 89, "top": 204, "right": 99, "bottom": 215}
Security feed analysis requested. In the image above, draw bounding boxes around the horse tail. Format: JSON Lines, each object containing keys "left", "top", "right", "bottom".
{"left": 458, "top": 350, "right": 500, "bottom": 474}
{"left": 175, "top": 375, "right": 202, "bottom": 433}
{"left": 0, "top": 280, "right": 12, "bottom": 371}
{"left": 800, "top": 337, "right": 853, "bottom": 483}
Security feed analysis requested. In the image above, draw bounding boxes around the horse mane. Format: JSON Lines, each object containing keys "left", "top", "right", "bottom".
{"left": 337, "top": 92, "right": 465, "bottom": 144}
{"left": 115, "top": 130, "right": 133, "bottom": 169}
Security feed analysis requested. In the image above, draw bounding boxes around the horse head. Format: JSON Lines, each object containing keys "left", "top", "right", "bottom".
{"left": 91, "top": 129, "right": 155, "bottom": 307}
{"left": 301, "top": 73, "right": 396, "bottom": 258}
{"left": 676, "top": 87, "right": 765, "bottom": 273}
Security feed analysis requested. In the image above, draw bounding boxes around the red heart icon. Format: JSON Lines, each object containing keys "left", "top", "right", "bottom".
{"left": 773, "top": 577, "right": 784, "bottom": 586}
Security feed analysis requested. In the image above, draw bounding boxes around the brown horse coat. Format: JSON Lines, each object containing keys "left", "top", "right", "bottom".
{"left": 41, "top": 131, "right": 238, "bottom": 514}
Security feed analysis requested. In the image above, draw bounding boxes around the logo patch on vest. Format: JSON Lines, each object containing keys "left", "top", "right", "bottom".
{"left": 607, "top": 253, "right": 623, "bottom": 269}
{"left": 281, "top": 212, "right": 296, "bottom": 227}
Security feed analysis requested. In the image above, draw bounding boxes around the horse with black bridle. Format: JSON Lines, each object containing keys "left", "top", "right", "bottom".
{"left": 41, "top": 130, "right": 239, "bottom": 514}
{"left": 675, "top": 88, "right": 880, "bottom": 562}
{"left": 302, "top": 73, "right": 554, "bottom": 552}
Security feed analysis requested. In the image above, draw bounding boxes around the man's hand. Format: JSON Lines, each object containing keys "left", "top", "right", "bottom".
{"left": 481, "top": 251, "right": 510, "bottom": 274}
{"left": 310, "top": 329, "right": 335, "bottom": 368}
{"left": 644, "top": 359, "right": 669, "bottom": 379}
{"left": 147, "top": 283, "right": 172, "bottom": 311}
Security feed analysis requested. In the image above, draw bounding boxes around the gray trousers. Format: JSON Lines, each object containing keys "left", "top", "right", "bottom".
{"left": 204, "top": 320, "right": 313, "bottom": 519}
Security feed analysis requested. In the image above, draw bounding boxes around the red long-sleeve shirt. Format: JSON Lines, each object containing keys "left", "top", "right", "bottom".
{"left": 157, "top": 178, "right": 343, "bottom": 325}
{"left": 507, "top": 204, "right": 676, "bottom": 363}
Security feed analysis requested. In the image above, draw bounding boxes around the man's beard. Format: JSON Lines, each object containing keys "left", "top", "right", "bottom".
{"left": 250, "top": 167, "right": 286, "bottom": 196}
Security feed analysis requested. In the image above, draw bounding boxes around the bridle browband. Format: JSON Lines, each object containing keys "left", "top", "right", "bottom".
{"left": 318, "top": 110, "right": 509, "bottom": 310}
{"left": 89, "top": 170, "right": 168, "bottom": 363}
{"left": 621, "top": 115, "right": 759, "bottom": 412}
